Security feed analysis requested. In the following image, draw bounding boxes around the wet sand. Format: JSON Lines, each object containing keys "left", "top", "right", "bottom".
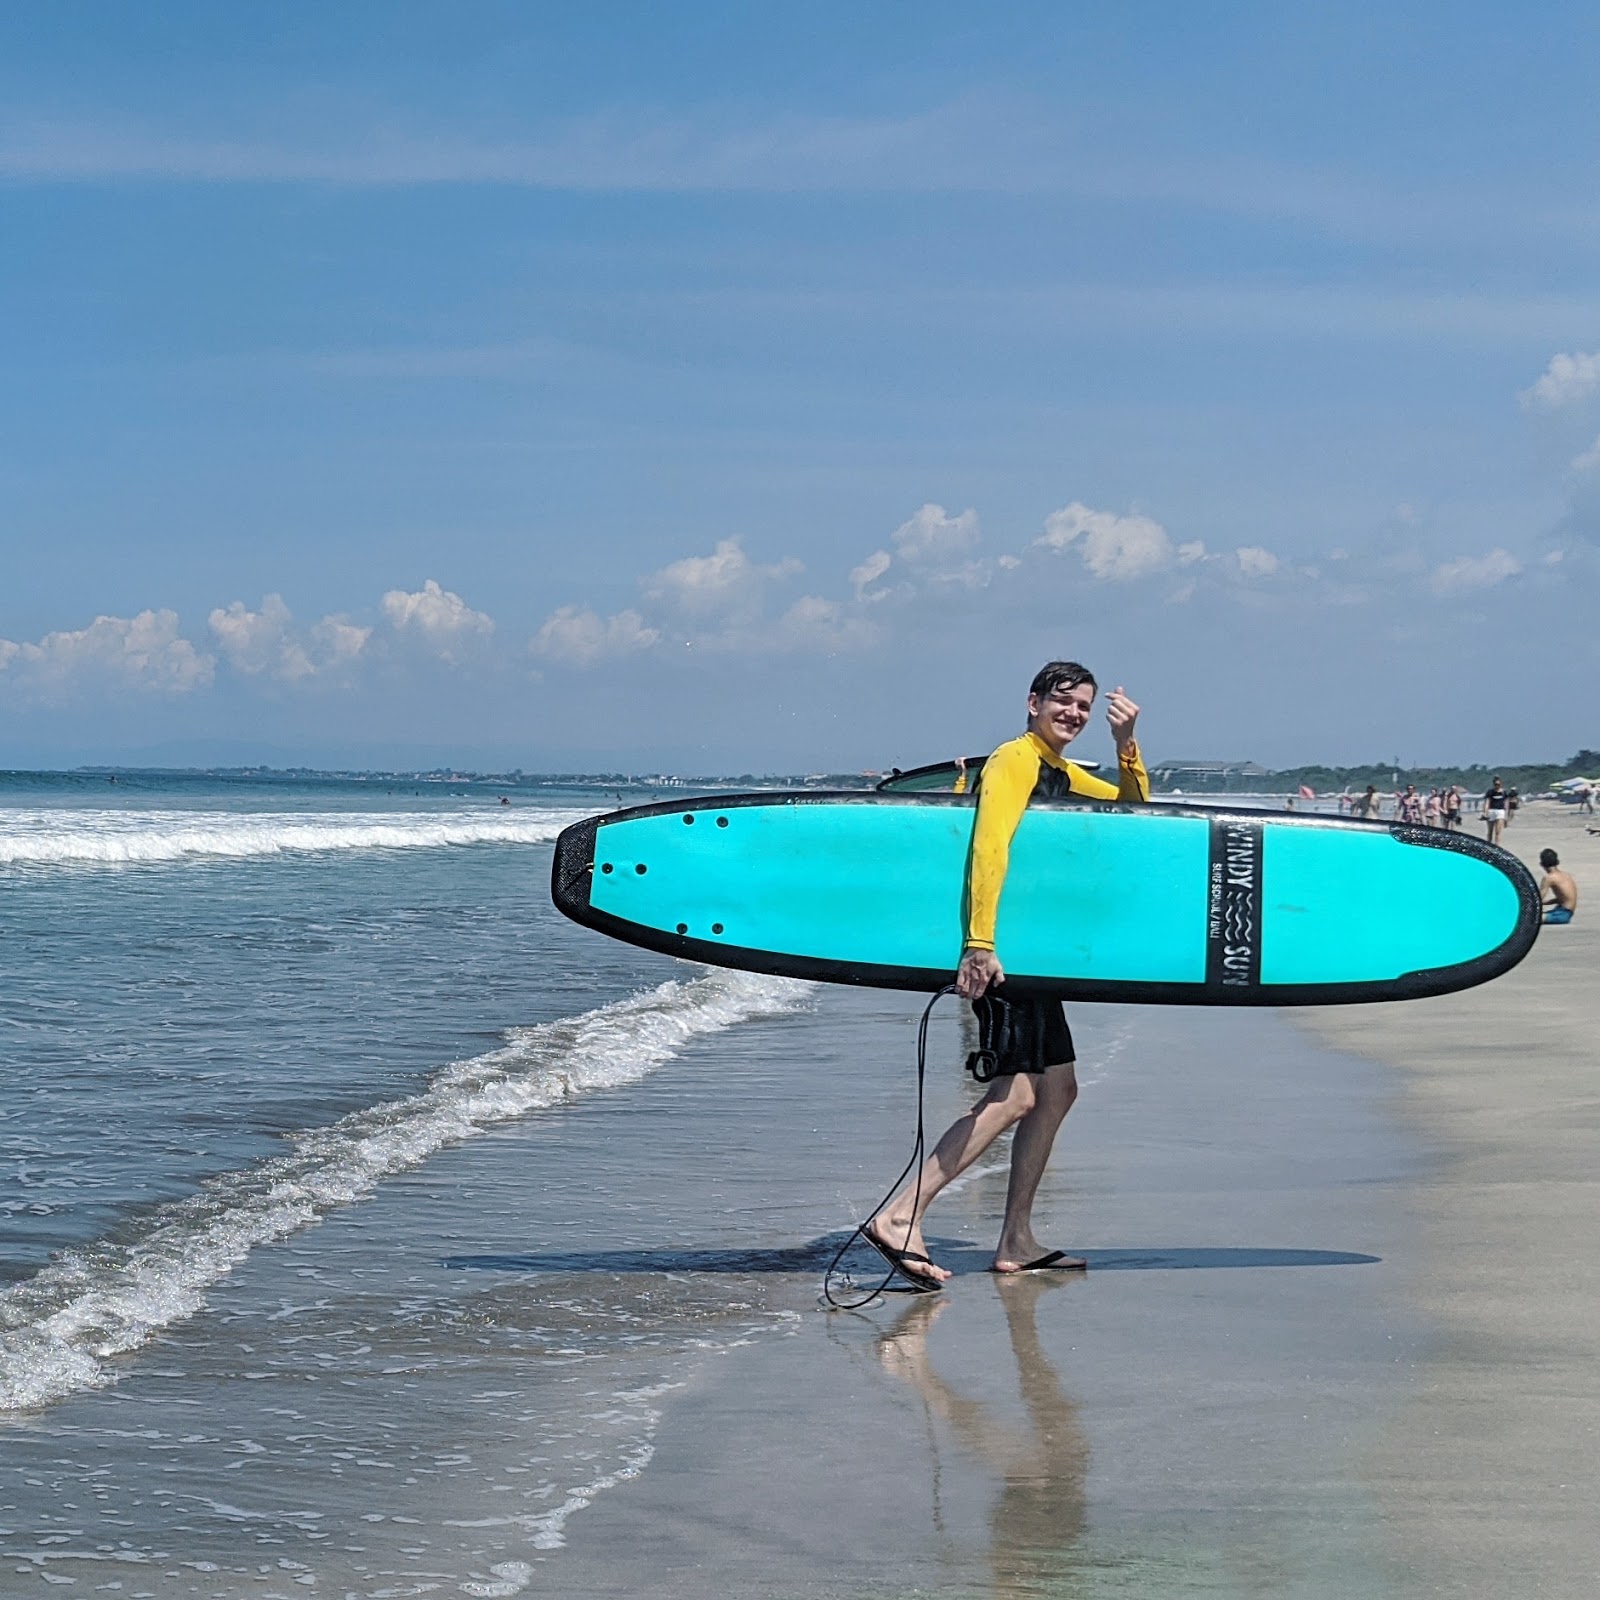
{"left": 1291, "top": 800, "right": 1600, "bottom": 1596}
{"left": 552, "top": 994, "right": 1429, "bottom": 1597}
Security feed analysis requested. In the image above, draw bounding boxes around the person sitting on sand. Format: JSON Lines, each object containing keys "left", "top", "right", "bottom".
{"left": 863, "top": 661, "right": 1148, "bottom": 1288}
{"left": 1538, "top": 849, "right": 1577, "bottom": 925}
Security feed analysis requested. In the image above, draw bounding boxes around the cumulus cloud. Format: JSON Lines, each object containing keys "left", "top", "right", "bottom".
{"left": 1429, "top": 548, "right": 1521, "bottom": 595}
{"left": 1521, "top": 351, "right": 1600, "bottom": 411}
{"left": 644, "top": 537, "right": 802, "bottom": 627}
{"left": 1036, "top": 502, "right": 1173, "bottom": 580}
{"left": 210, "top": 594, "right": 373, "bottom": 681}
{"left": 891, "top": 503, "right": 980, "bottom": 564}
{"left": 381, "top": 578, "right": 494, "bottom": 661}
{"left": 531, "top": 605, "right": 659, "bottom": 666}
{"left": 0, "top": 609, "right": 213, "bottom": 696}
{"left": 773, "top": 594, "right": 877, "bottom": 652}
{"left": 850, "top": 549, "right": 893, "bottom": 600}
{"left": 209, "top": 594, "right": 313, "bottom": 679}
{"left": 1235, "top": 545, "right": 1279, "bottom": 578}
{"left": 1176, "top": 540, "right": 1208, "bottom": 564}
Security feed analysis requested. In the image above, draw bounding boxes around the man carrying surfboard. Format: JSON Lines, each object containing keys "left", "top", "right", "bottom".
{"left": 864, "top": 661, "right": 1148, "bottom": 1289}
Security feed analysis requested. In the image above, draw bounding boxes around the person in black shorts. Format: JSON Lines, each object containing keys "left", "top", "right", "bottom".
{"left": 863, "top": 661, "right": 1147, "bottom": 1289}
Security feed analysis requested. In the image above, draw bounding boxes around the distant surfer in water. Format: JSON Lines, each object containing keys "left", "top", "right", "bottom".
{"left": 864, "top": 660, "right": 1148, "bottom": 1288}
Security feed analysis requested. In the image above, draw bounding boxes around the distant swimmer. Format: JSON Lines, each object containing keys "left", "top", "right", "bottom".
{"left": 862, "top": 660, "right": 1149, "bottom": 1289}
{"left": 1538, "top": 849, "right": 1577, "bottom": 924}
{"left": 499, "top": 796, "right": 510, "bottom": 805}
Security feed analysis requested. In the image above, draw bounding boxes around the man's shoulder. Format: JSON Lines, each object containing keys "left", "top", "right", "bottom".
{"left": 984, "top": 734, "right": 1038, "bottom": 770}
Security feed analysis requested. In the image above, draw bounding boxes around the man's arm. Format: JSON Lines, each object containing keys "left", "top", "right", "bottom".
{"left": 964, "top": 741, "right": 1036, "bottom": 955}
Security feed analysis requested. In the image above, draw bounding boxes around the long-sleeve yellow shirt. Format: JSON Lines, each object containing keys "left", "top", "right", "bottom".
{"left": 965, "top": 731, "right": 1150, "bottom": 952}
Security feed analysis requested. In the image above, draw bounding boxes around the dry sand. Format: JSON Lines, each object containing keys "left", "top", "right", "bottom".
{"left": 1292, "top": 800, "right": 1600, "bottom": 1596}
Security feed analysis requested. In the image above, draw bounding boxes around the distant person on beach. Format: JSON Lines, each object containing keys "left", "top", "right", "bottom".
{"left": 1482, "top": 778, "right": 1508, "bottom": 845}
{"left": 1539, "top": 849, "right": 1577, "bottom": 924}
{"left": 1398, "top": 784, "right": 1423, "bottom": 825}
{"left": 1579, "top": 782, "right": 1596, "bottom": 816}
{"left": 1444, "top": 786, "right": 1463, "bottom": 829}
{"left": 1506, "top": 789, "right": 1521, "bottom": 827}
{"left": 1353, "top": 785, "right": 1381, "bottom": 820}
{"left": 863, "top": 661, "right": 1148, "bottom": 1288}
{"left": 1424, "top": 789, "right": 1442, "bottom": 827}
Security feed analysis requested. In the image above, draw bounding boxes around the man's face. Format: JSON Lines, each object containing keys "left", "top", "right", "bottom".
{"left": 1028, "top": 679, "right": 1095, "bottom": 750}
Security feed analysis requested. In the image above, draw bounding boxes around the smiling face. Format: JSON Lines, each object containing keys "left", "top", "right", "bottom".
{"left": 1027, "top": 679, "right": 1096, "bottom": 754}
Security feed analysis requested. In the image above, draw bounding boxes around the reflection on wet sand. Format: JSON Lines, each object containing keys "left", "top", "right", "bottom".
{"left": 878, "top": 1274, "right": 1088, "bottom": 1594}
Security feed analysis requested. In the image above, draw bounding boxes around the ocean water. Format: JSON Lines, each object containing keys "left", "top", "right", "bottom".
{"left": 0, "top": 771, "right": 885, "bottom": 1594}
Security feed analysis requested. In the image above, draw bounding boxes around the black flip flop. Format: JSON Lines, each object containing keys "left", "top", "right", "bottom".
{"left": 993, "top": 1249, "right": 1088, "bottom": 1274}
{"left": 861, "top": 1230, "right": 944, "bottom": 1293}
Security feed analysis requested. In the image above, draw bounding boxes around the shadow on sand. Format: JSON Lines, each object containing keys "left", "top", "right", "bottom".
{"left": 443, "top": 1239, "right": 1380, "bottom": 1275}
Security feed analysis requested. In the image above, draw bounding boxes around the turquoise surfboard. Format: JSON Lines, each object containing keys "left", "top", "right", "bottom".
{"left": 551, "top": 794, "right": 1540, "bottom": 1005}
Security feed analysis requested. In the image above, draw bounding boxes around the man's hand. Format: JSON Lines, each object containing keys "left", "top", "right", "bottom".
{"left": 1105, "top": 685, "right": 1140, "bottom": 752}
{"left": 956, "top": 947, "right": 1004, "bottom": 998}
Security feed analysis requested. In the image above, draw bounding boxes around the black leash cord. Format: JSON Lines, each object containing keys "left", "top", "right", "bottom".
{"left": 822, "top": 984, "right": 957, "bottom": 1309}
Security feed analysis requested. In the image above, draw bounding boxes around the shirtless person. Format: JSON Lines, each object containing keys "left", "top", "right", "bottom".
{"left": 864, "top": 661, "right": 1147, "bottom": 1288}
{"left": 1539, "top": 849, "right": 1578, "bottom": 924}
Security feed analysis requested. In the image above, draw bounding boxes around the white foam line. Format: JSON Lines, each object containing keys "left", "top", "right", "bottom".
{"left": 0, "top": 807, "right": 592, "bottom": 867}
{"left": 0, "top": 969, "right": 816, "bottom": 1412}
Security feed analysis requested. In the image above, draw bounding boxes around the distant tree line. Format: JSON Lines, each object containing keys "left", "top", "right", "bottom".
{"left": 1150, "top": 750, "right": 1600, "bottom": 795}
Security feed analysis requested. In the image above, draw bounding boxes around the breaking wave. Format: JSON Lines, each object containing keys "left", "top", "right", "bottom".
{"left": 0, "top": 806, "right": 590, "bottom": 868}
{"left": 0, "top": 969, "right": 815, "bottom": 1412}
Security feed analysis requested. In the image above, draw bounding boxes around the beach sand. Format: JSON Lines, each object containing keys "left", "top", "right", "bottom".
{"left": 1290, "top": 800, "right": 1600, "bottom": 1597}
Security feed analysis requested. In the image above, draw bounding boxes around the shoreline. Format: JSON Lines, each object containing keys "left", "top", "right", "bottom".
{"left": 1288, "top": 799, "right": 1600, "bottom": 1592}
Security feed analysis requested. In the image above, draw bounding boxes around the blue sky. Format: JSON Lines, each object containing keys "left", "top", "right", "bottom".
{"left": 4, "top": 2, "right": 1600, "bottom": 771}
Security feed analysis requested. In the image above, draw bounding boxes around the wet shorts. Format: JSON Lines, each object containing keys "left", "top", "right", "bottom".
{"left": 967, "top": 990, "right": 1075, "bottom": 1080}
{"left": 1544, "top": 906, "right": 1574, "bottom": 925}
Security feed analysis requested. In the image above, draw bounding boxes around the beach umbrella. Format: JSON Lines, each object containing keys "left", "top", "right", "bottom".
{"left": 1299, "top": 785, "right": 1316, "bottom": 799}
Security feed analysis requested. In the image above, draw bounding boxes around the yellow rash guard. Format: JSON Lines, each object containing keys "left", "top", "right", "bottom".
{"left": 964, "top": 731, "right": 1150, "bottom": 952}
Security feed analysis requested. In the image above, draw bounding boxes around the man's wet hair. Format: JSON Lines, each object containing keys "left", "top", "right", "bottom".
{"left": 1540, "top": 849, "right": 1560, "bottom": 869}
{"left": 1029, "top": 660, "right": 1098, "bottom": 700}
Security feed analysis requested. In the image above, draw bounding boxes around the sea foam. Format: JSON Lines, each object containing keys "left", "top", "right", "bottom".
{"left": 0, "top": 969, "right": 815, "bottom": 1412}
{"left": 0, "top": 806, "right": 589, "bottom": 867}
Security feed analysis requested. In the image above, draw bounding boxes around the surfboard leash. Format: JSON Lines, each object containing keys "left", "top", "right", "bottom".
{"left": 821, "top": 984, "right": 957, "bottom": 1310}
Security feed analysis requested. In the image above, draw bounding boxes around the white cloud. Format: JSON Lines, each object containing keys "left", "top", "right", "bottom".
{"left": 1235, "top": 545, "right": 1279, "bottom": 578}
{"left": 644, "top": 538, "right": 802, "bottom": 624}
{"left": 311, "top": 615, "right": 373, "bottom": 665}
{"left": 891, "top": 503, "right": 980, "bottom": 564}
{"left": 209, "top": 594, "right": 313, "bottom": 680}
{"left": 532, "top": 605, "right": 659, "bottom": 666}
{"left": 381, "top": 579, "right": 494, "bottom": 661}
{"left": 774, "top": 594, "right": 876, "bottom": 652}
{"left": 850, "top": 549, "right": 893, "bottom": 600}
{"left": 1037, "top": 502, "right": 1173, "bottom": 580}
{"left": 1521, "top": 350, "right": 1600, "bottom": 411}
{"left": 209, "top": 595, "right": 373, "bottom": 681}
{"left": 1429, "top": 548, "right": 1522, "bottom": 595}
{"left": 1176, "top": 540, "right": 1208, "bottom": 564}
{"left": 1571, "top": 434, "right": 1600, "bottom": 472}
{"left": 0, "top": 609, "right": 213, "bottom": 696}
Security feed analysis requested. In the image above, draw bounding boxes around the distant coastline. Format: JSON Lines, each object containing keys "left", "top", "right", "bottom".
{"left": 5, "top": 747, "right": 1598, "bottom": 797}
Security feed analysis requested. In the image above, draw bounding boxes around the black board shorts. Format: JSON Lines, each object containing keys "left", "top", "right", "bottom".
{"left": 968, "top": 990, "right": 1076, "bottom": 1079}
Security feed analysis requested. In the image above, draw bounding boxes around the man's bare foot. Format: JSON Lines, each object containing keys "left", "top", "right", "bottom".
{"left": 992, "top": 1247, "right": 1087, "bottom": 1274}
{"left": 863, "top": 1213, "right": 950, "bottom": 1287}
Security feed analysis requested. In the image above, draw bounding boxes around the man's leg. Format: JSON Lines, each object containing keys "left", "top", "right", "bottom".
{"left": 867, "top": 1072, "right": 1042, "bottom": 1285}
{"left": 994, "top": 1061, "right": 1081, "bottom": 1273}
